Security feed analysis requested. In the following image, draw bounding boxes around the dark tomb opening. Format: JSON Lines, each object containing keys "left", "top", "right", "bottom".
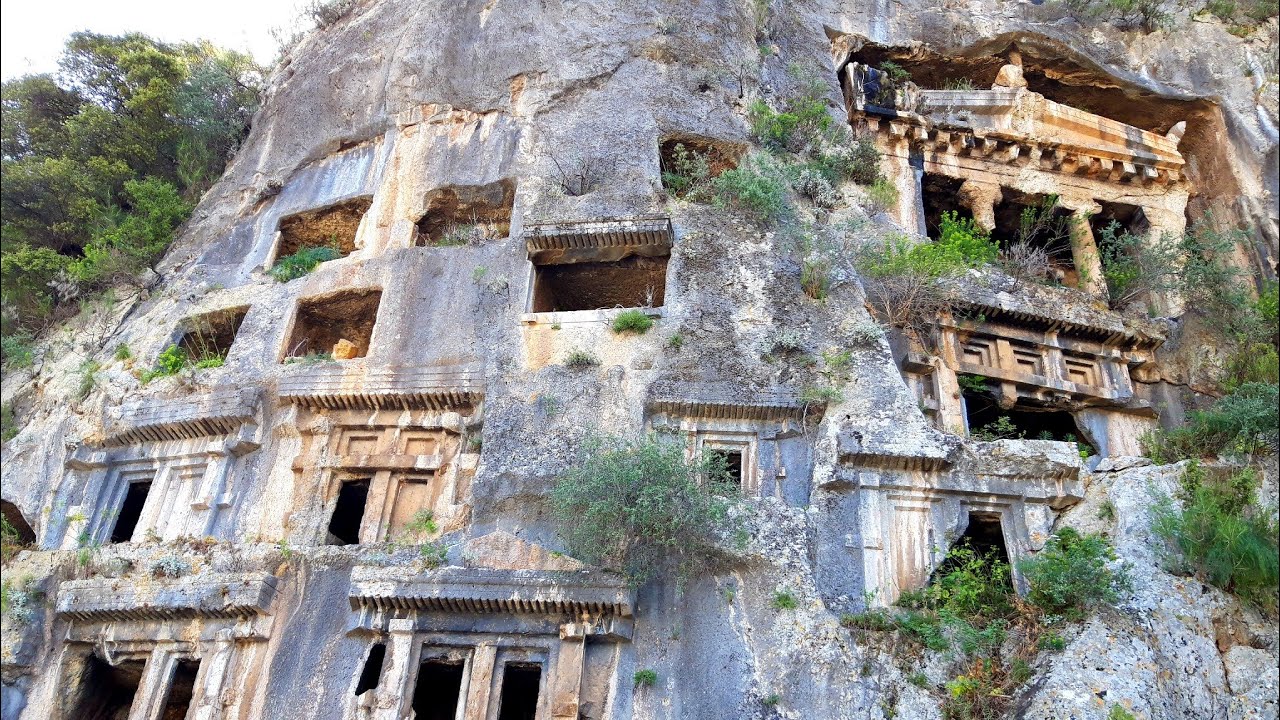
{"left": 962, "top": 384, "right": 1084, "bottom": 444}
{"left": 354, "top": 643, "right": 386, "bottom": 695}
{"left": 1, "top": 499, "right": 36, "bottom": 546}
{"left": 708, "top": 448, "right": 744, "bottom": 488}
{"left": 991, "top": 189, "right": 1077, "bottom": 286}
{"left": 276, "top": 196, "right": 373, "bottom": 259}
{"left": 415, "top": 180, "right": 515, "bottom": 246}
{"left": 159, "top": 659, "right": 201, "bottom": 720}
{"left": 284, "top": 289, "right": 381, "bottom": 360}
{"left": 70, "top": 654, "right": 146, "bottom": 720}
{"left": 496, "top": 663, "right": 542, "bottom": 720}
{"left": 531, "top": 256, "right": 668, "bottom": 313}
{"left": 110, "top": 480, "right": 152, "bottom": 543}
{"left": 410, "top": 659, "right": 465, "bottom": 720}
{"left": 920, "top": 173, "right": 969, "bottom": 241}
{"left": 178, "top": 306, "right": 249, "bottom": 363}
{"left": 328, "top": 479, "right": 370, "bottom": 545}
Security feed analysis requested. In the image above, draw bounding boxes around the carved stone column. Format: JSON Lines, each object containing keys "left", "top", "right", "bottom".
{"left": 461, "top": 644, "right": 496, "bottom": 720}
{"left": 1058, "top": 198, "right": 1108, "bottom": 298}
{"left": 549, "top": 623, "right": 587, "bottom": 720}
{"left": 957, "top": 180, "right": 1001, "bottom": 234}
{"left": 373, "top": 619, "right": 418, "bottom": 720}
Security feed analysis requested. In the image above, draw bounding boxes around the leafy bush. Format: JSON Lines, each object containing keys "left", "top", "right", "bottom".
{"left": 150, "top": 555, "right": 191, "bottom": 578}
{"left": 1153, "top": 463, "right": 1278, "bottom": 612}
{"left": 563, "top": 348, "right": 601, "bottom": 369}
{"left": 140, "top": 344, "right": 189, "bottom": 383}
{"left": 612, "top": 310, "right": 654, "bottom": 334}
{"left": 1, "top": 332, "right": 35, "bottom": 369}
{"left": 943, "top": 658, "right": 1012, "bottom": 720}
{"left": 800, "top": 258, "right": 832, "bottom": 300}
{"left": 76, "top": 359, "right": 101, "bottom": 400}
{"left": 1203, "top": 0, "right": 1278, "bottom": 22}
{"left": 1019, "top": 527, "right": 1129, "bottom": 620}
{"left": 549, "top": 435, "right": 739, "bottom": 584}
{"left": 268, "top": 245, "right": 341, "bottom": 282}
{"left": 1054, "top": 0, "right": 1174, "bottom": 30}
{"left": 634, "top": 669, "right": 658, "bottom": 688}
{"left": 1143, "top": 382, "right": 1279, "bottom": 461}
{"left": 971, "top": 416, "right": 1024, "bottom": 441}
{"left": 660, "top": 143, "right": 714, "bottom": 200}
{"left": 712, "top": 153, "right": 789, "bottom": 223}
{"left": 771, "top": 590, "right": 798, "bottom": 610}
{"left": 864, "top": 179, "right": 898, "bottom": 214}
{"left": 1, "top": 516, "right": 31, "bottom": 563}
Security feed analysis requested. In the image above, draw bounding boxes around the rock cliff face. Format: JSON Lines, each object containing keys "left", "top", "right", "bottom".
{"left": 2, "top": 1, "right": 1277, "bottom": 719}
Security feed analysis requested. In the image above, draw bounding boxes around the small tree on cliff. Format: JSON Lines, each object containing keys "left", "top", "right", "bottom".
{"left": 550, "top": 435, "right": 741, "bottom": 585}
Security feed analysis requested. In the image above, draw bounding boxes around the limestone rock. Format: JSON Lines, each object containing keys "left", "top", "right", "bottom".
{"left": 331, "top": 338, "right": 359, "bottom": 360}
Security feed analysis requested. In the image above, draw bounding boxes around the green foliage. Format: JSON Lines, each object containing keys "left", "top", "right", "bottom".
{"left": 864, "top": 179, "right": 899, "bottom": 214}
{"left": 268, "top": 245, "right": 342, "bottom": 282}
{"left": 956, "top": 375, "right": 989, "bottom": 393}
{"left": 612, "top": 310, "right": 655, "bottom": 334}
{"left": 2, "top": 33, "right": 264, "bottom": 332}
{"left": 712, "top": 153, "right": 789, "bottom": 223}
{"left": 971, "top": 416, "right": 1024, "bottom": 441}
{"left": 1142, "top": 383, "right": 1279, "bottom": 462}
{"left": 801, "top": 258, "right": 832, "bottom": 300}
{"left": 1037, "top": 631, "right": 1067, "bottom": 652}
{"left": 1203, "top": 0, "right": 1278, "bottom": 22}
{"left": 76, "top": 359, "right": 102, "bottom": 400}
{"left": 908, "top": 672, "right": 930, "bottom": 688}
{"left": 563, "top": 348, "right": 601, "bottom": 369}
{"left": 762, "top": 694, "right": 781, "bottom": 707}
{"left": 633, "top": 669, "right": 658, "bottom": 688}
{"left": 1153, "top": 463, "right": 1278, "bottom": 613}
{"left": 895, "top": 609, "right": 950, "bottom": 651}
{"left": 840, "top": 610, "right": 895, "bottom": 632}
{"left": 1, "top": 516, "right": 30, "bottom": 563}
{"left": 660, "top": 143, "right": 713, "bottom": 200}
{"left": 113, "top": 343, "right": 132, "bottom": 361}
{"left": 418, "top": 540, "right": 448, "bottom": 569}
{"left": 799, "top": 384, "right": 843, "bottom": 407}
{"left": 404, "top": 510, "right": 439, "bottom": 537}
{"left": 1, "top": 403, "right": 17, "bottom": 442}
{"left": 666, "top": 333, "right": 684, "bottom": 351}
{"left": 549, "top": 435, "right": 740, "bottom": 585}
{"left": 1055, "top": 0, "right": 1174, "bottom": 30}
{"left": 1, "top": 332, "right": 35, "bottom": 369}
{"left": 1108, "top": 704, "right": 1138, "bottom": 720}
{"left": 1019, "top": 527, "right": 1129, "bottom": 620}
{"left": 140, "top": 343, "right": 189, "bottom": 383}
{"left": 771, "top": 590, "right": 798, "bottom": 610}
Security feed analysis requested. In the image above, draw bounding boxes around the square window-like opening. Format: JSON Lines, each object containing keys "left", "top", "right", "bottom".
{"left": 110, "top": 479, "right": 152, "bottom": 543}
{"left": 497, "top": 663, "right": 542, "bottom": 720}
{"left": 707, "top": 448, "right": 744, "bottom": 488}
{"left": 962, "top": 384, "right": 1084, "bottom": 444}
{"left": 178, "top": 307, "right": 248, "bottom": 363}
{"left": 159, "top": 659, "right": 200, "bottom": 720}
{"left": 70, "top": 654, "right": 146, "bottom": 719}
{"left": 415, "top": 179, "right": 515, "bottom": 246}
{"left": 411, "top": 659, "right": 465, "bottom": 720}
{"left": 275, "top": 196, "right": 373, "bottom": 260}
{"left": 285, "top": 289, "right": 381, "bottom": 360}
{"left": 328, "top": 478, "right": 370, "bottom": 545}
{"left": 921, "top": 173, "right": 970, "bottom": 240}
{"left": 659, "top": 136, "right": 742, "bottom": 198}
{"left": 991, "top": 190, "right": 1077, "bottom": 285}
{"left": 531, "top": 256, "right": 668, "bottom": 313}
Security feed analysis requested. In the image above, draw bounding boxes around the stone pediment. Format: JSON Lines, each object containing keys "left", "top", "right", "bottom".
{"left": 278, "top": 362, "right": 483, "bottom": 410}
{"left": 102, "top": 388, "right": 260, "bottom": 447}
{"left": 348, "top": 566, "right": 634, "bottom": 617}
{"left": 524, "top": 216, "right": 674, "bottom": 264}
{"left": 646, "top": 381, "right": 818, "bottom": 422}
{"left": 56, "top": 572, "right": 278, "bottom": 622}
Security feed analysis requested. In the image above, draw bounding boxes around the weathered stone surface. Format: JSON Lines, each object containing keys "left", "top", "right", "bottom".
{"left": 55, "top": 572, "right": 278, "bottom": 621}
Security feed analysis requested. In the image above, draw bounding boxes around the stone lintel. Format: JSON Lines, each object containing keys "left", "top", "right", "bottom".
{"left": 307, "top": 453, "right": 444, "bottom": 472}
{"left": 348, "top": 566, "right": 634, "bottom": 619}
{"left": 646, "top": 381, "right": 817, "bottom": 422}
{"left": 56, "top": 572, "right": 278, "bottom": 622}
{"left": 279, "top": 363, "right": 483, "bottom": 411}
{"left": 525, "top": 216, "right": 674, "bottom": 265}
{"left": 102, "top": 388, "right": 260, "bottom": 447}
{"left": 837, "top": 432, "right": 953, "bottom": 471}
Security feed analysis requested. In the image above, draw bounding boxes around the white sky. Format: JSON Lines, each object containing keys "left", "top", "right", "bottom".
{"left": 0, "top": 0, "right": 306, "bottom": 80}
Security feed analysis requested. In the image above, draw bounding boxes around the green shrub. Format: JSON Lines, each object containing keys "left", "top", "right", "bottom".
{"left": 563, "top": 348, "right": 601, "bottom": 369}
{"left": 864, "top": 179, "right": 898, "bottom": 214}
{"left": 1, "top": 516, "right": 31, "bottom": 563}
{"left": 1142, "top": 382, "right": 1279, "bottom": 461}
{"left": 549, "top": 435, "right": 740, "bottom": 584}
{"left": 1108, "top": 704, "right": 1138, "bottom": 720}
{"left": 971, "top": 416, "right": 1024, "bottom": 441}
{"left": 771, "top": 590, "right": 798, "bottom": 610}
{"left": 1, "top": 403, "right": 17, "bottom": 443}
{"left": 801, "top": 258, "right": 832, "bottom": 300}
{"left": 633, "top": 669, "right": 658, "bottom": 688}
{"left": 76, "top": 359, "right": 101, "bottom": 400}
{"left": 661, "top": 143, "right": 713, "bottom": 200}
{"left": 1019, "top": 527, "right": 1129, "bottom": 620}
{"left": 895, "top": 609, "right": 949, "bottom": 651}
{"left": 612, "top": 310, "right": 654, "bottom": 334}
{"left": 1037, "top": 631, "right": 1067, "bottom": 652}
{"left": 1055, "top": 0, "right": 1173, "bottom": 30}
{"left": 799, "top": 385, "right": 843, "bottom": 407}
{"left": 268, "top": 245, "right": 341, "bottom": 282}
{"left": 1, "top": 332, "right": 35, "bottom": 369}
{"left": 1224, "top": 344, "right": 1279, "bottom": 390}
{"left": 140, "top": 344, "right": 189, "bottom": 383}
{"left": 1153, "top": 464, "right": 1278, "bottom": 612}
{"left": 840, "top": 610, "right": 895, "bottom": 631}
{"left": 712, "top": 153, "right": 789, "bottom": 223}
{"left": 113, "top": 343, "right": 132, "bottom": 361}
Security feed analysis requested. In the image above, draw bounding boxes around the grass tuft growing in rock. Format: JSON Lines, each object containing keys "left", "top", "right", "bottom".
{"left": 268, "top": 245, "right": 341, "bottom": 282}
{"left": 611, "top": 309, "right": 654, "bottom": 334}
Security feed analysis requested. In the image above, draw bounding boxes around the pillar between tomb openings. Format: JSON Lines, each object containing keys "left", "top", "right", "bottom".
{"left": 549, "top": 622, "right": 587, "bottom": 720}
{"left": 957, "top": 180, "right": 1001, "bottom": 234}
{"left": 1057, "top": 198, "right": 1108, "bottom": 299}
{"left": 372, "top": 619, "right": 417, "bottom": 720}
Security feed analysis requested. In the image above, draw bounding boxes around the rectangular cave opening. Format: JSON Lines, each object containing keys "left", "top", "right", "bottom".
{"left": 659, "top": 136, "right": 742, "bottom": 197}
{"left": 410, "top": 659, "right": 465, "bottom": 720}
{"left": 961, "top": 381, "right": 1084, "bottom": 444}
{"left": 178, "top": 306, "right": 249, "bottom": 364}
{"left": 159, "top": 658, "right": 201, "bottom": 720}
{"left": 285, "top": 289, "right": 381, "bottom": 361}
{"left": 415, "top": 179, "right": 515, "bottom": 246}
{"left": 275, "top": 196, "right": 373, "bottom": 260}
{"left": 497, "top": 663, "right": 542, "bottom": 720}
{"left": 327, "top": 478, "right": 370, "bottom": 546}
{"left": 932, "top": 511, "right": 1012, "bottom": 590}
{"left": 920, "top": 173, "right": 970, "bottom": 240}
{"left": 530, "top": 255, "right": 668, "bottom": 313}
{"left": 110, "top": 479, "right": 152, "bottom": 543}
{"left": 991, "top": 189, "right": 1077, "bottom": 286}
{"left": 354, "top": 642, "right": 386, "bottom": 696}
{"left": 707, "top": 447, "right": 744, "bottom": 488}
{"left": 71, "top": 654, "right": 146, "bottom": 719}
